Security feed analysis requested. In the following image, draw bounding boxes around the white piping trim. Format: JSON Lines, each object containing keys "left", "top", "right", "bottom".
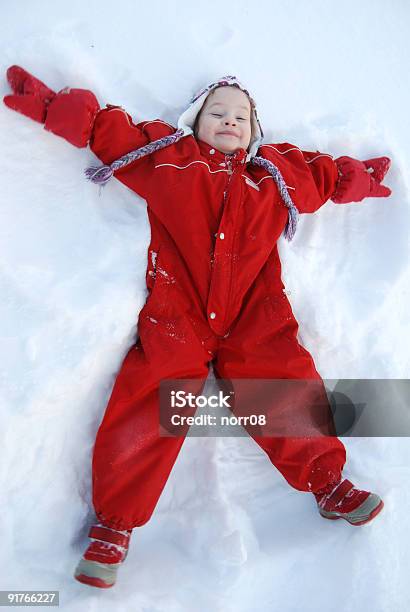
{"left": 261, "top": 144, "right": 302, "bottom": 155}
{"left": 106, "top": 107, "right": 132, "bottom": 126}
{"left": 140, "top": 119, "right": 175, "bottom": 130}
{"left": 154, "top": 160, "right": 229, "bottom": 175}
{"left": 305, "top": 153, "right": 334, "bottom": 163}
{"left": 247, "top": 174, "right": 271, "bottom": 186}
{"left": 105, "top": 108, "right": 174, "bottom": 131}
{"left": 154, "top": 162, "right": 296, "bottom": 189}
{"left": 260, "top": 144, "right": 333, "bottom": 162}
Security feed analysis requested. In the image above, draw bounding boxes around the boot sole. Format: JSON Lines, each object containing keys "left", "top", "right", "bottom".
{"left": 74, "top": 558, "right": 121, "bottom": 588}
{"left": 319, "top": 499, "right": 384, "bottom": 526}
{"left": 75, "top": 573, "right": 114, "bottom": 588}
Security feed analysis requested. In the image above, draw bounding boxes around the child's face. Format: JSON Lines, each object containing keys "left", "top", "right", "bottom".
{"left": 196, "top": 86, "right": 252, "bottom": 154}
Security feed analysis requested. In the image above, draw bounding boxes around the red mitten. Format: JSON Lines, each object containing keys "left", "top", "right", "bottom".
{"left": 3, "top": 65, "right": 56, "bottom": 123}
{"left": 3, "top": 65, "right": 100, "bottom": 148}
{"left": 45, "top": 86, "right": 100, "bottom": 147}
{"left": 331, "top": 155, "right": 392, "bottom": 203}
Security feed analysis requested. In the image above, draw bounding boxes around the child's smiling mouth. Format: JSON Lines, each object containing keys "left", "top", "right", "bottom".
{"left": 217, "top": 131, "right": 238, "bottom": 137}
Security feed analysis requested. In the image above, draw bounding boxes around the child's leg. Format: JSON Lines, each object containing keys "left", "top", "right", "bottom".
{"left": 244, "top": 434, "right": 346, "bottom": 493}
{"left": 213, "top": 293, "right": 346, "bottom": 495}
{"left": 91, "top": 306, "right": 212, "bottom": 531}
{"left": 214, "top": 366, "right": 346, "bottom": 492}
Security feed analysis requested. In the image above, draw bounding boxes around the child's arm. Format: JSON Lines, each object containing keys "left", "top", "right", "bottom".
{"left": 259, "top": 143, "right": 391, "bottom": 214}
{"left": 3, "top": 65, "right": 174, "bottom": 198}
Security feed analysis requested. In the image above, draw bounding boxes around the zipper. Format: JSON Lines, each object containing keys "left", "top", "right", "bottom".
{"left": 226, "top": 155, "right": 233, "bottom": 176}
{"left": 223, "top": 155, "right": 234, "bottom": 205}
{"left": 211, "top": 157, "right": 235, "bottom": 270}
{"left": 213, "top": 153, "right": 237, "bottom": 331}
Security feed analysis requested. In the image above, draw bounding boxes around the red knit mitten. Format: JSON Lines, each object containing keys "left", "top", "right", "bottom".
{"left": 331, "top": 155, "right": 392, "bottom": 203}
{"left": 3, "top": 65, "right": 56, "bottom": 123}
{"left": 3, "top": 65, "right": 100, "bottom": 147}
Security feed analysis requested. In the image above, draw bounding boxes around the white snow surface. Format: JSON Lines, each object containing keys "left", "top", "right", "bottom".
{"left": 1, "top": 0, "right": 409, "bottom": 610}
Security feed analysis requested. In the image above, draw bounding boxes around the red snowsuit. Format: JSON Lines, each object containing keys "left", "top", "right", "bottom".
{"left": 76, "top": 106, "right": 346, "bottom": 530}
{"left": 4, "top": 77, "right": 348, "bottom": 527}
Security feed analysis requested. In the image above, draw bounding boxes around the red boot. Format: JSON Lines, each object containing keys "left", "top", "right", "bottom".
{"left": 74, "top": 523, "right": 132, "bottom": 588}
{"left": 314, "top": 478, "right": 384, "bottom": 526}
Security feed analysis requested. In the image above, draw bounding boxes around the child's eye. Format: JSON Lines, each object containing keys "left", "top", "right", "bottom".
{"left": 211, "top": 113, "right": 247, "bottom": 121}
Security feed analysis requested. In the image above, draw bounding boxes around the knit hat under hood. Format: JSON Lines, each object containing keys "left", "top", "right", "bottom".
{"left": 85, "top": 75, "right": 299, "bottom": 240}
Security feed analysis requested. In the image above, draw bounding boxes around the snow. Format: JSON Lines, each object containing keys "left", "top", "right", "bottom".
{"left": 1, "top": 0, "right": 409, "bottom": 610}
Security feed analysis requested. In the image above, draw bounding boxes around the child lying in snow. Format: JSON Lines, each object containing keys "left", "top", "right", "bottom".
{"left": 4, "top": 68, "right": 391, "bottom": 589}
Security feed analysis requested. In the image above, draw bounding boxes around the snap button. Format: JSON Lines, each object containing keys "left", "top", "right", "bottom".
{"left": 209, "top": 149, "right": 215, "bottom": 154}
{"left": 209, "top": 312, "right": 216, "bottom": 319}
{"left": 219, "top": 233, "right": 225, "bottom": 239}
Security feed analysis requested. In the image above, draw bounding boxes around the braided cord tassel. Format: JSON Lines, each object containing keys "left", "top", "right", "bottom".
{"left": 84, "top": 165, "right": 114, "bottom": 186}
{"left": 250, "top": 156, "right": 299, "bottom": 241}
{"left": 84, "top": 128, "right": 186, "bottom": 188}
